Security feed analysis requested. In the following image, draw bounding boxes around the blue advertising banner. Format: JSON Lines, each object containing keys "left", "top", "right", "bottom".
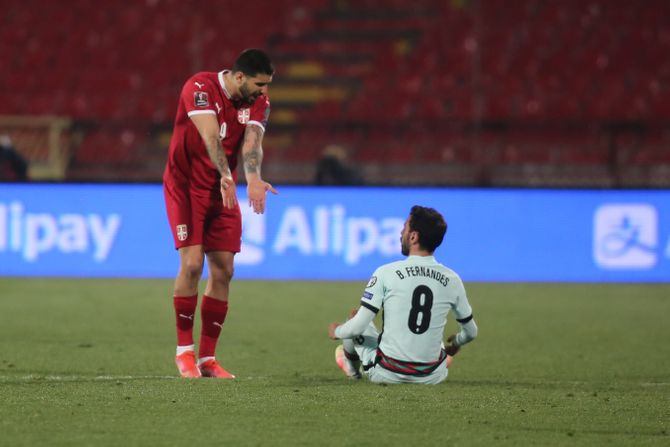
{"left": 1, "top": 184, "right": 669, "bottom": 282}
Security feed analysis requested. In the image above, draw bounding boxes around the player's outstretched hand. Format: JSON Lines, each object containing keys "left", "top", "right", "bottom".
{"left": 220, "top": 177, "right": 238, "bottom": 209}
{"left": 328, "top": 322, "right": 340, "bottom": 340}
{"left": 247, "top": 178, "right": 278, "bottom": 214}
{"left": 444, "top": 334, "right": 461, "bottom": 357}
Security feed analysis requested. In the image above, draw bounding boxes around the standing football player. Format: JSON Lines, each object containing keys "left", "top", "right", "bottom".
{"left": 164, "top": 49, "right": 277, "bottom": 378}
{"left": 328, "top": 206, "right": 478, "bottom": 384}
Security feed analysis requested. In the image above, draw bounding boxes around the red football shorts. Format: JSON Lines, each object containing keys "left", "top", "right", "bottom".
{"left": 164, "top": 182, "right": 241, "bottom": 253}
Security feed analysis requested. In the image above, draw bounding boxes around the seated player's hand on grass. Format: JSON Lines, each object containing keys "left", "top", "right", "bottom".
{"left": 444, "top": 334, "right": 461, "bottom": 356}
{"left": 247, "top": 177, "right": 278, "bottom": 214}
{"left": 220, "top": 176, "right": 238, "bottom": 209}
{"left": 328, "top": 322, "right": 340, "bottom": 340}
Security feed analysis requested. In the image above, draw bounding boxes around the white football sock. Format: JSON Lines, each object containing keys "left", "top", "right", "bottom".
{"left": 176, "top": 344, "right": 195, "bottom": 356}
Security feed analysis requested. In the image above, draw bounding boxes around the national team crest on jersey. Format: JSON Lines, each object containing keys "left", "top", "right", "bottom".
{"left": 176, "top": 224, "right": 188, "bottom": 241}
{"left": 238, "top": 108, "right": 251, "bottom": 124}
{"left": 194, "top": 92, "right": 209, "bottom": 107}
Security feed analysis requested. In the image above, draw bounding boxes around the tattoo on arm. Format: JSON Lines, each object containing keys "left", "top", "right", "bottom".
{"left": 205, "top": 135, "right": 232, "bottom": 179}
{"left": 242, "top": 125, "right": 264, "bottom": 176}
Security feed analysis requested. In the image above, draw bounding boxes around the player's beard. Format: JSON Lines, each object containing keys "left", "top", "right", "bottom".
{"left": 239, "top": 82, "right": 259, "bottom": 104}
{"left": 401, "top": 235, "right": 410, "bottom": 256}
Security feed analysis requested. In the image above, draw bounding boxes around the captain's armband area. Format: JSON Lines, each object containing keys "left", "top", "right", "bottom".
{"left": 456, "top": 314, "right": 473, "bottom": 324}
{"left": 360, "top": 301, "right": 379, "bottom": 314}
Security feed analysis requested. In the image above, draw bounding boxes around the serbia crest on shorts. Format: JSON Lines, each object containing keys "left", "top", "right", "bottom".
{"left": 176, "top": 224, "right": 188, "bottom": 241}
{"left": 238, "top": 108, "right": 250, "bottom": 124}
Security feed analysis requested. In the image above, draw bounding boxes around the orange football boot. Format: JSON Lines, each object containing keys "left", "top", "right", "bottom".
{"left": 175, "top": 351, "right": 202, "bottom": 378}
{"left": 335, "top": 345, "right": 362, "bottom": 379}
{"left": 198, "top": 359, "right": 235, "bottom": 379}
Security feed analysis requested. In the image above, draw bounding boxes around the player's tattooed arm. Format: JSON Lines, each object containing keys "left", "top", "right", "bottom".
{"left": 242, "top": 123, "right": 277, "bottom": 214}
{"left": 204, "top": 134, "right": 237, "bottom": 208}
{"left": 242, "top": 124, "right": 264, "bottom": 177}
{"left": 190, "top": 113, "right": 233, "bottom": 179}
{"left": 189, "top": 112, "right": 237, "bottom": 208}
{"left": 205, "top": 135, "right": 233, "bottom": 179}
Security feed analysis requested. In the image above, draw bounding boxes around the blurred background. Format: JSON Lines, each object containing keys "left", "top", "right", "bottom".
{"left": 1, "top": 0, "right": 669, "bottom": 188}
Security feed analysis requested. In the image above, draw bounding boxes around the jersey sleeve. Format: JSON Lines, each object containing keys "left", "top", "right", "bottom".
{"left": 248, "top": 95, "right": 270, "bottom": 130}
{"left": 359, "top": 266, "right": 385, "bottom": 314}
{"left": 334, "top": 306, "right": 376, "bottom": 339}
{"left": 181, "top": 75, "right": 217, "bottom": 117}
{"left": 452, "top": 277, "right": 473, "bottom": 322}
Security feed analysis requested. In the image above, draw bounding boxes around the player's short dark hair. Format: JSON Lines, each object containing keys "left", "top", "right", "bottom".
{"left": 233, "top": 49, "right": 275, "bottom": 77}
{"left": 408, "top": 205, "right": 447, "bottom": 253}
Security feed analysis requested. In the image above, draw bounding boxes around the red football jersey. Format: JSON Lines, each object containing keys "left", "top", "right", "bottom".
{"left": 163, "top": 70, "right": 270, "bottom": 197}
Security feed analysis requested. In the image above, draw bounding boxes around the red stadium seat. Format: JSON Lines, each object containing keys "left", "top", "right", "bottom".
{"left": 1, "top": 0, "right": 668, "bottom": 184}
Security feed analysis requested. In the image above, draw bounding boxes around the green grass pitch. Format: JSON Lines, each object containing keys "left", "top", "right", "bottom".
{"left": 0, "top": 278, "right": 668, "bottom": 446}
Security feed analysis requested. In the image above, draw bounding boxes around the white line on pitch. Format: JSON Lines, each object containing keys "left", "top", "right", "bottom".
{"left": 0, "top": 374, "right": 267, "bottom": 382}
{"left": 0, "top": 375, "right": 177, "bottom": 382}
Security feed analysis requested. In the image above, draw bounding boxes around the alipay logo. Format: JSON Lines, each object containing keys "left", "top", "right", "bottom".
{"left": 235, "top": 202, "right": 404, "bottom": 267}
{"left": 593, "top": 204, "right": 658, "bottom": 269}
{"left": 0, "top": 201, "right": 121, "bottom": 262}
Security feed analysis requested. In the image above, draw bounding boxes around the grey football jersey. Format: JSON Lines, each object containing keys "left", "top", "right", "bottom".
{"left": 361, "top": 255, "right": 472, "bottom": 363}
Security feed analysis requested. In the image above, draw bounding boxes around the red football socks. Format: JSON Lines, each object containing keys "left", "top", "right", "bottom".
{"left": 174, "top": 295, "right": 197, "bottom": 346}
{"left": 199, "top": 295, "right": 229, "bottom": 358}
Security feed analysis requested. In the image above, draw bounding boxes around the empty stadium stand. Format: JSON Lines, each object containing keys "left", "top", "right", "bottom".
{"left": 1, "top": 0, "right": 668, "bottom": 186}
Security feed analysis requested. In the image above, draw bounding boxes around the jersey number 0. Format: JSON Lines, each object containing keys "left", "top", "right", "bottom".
{"left": 407, "top": 285, "right": 433, "bottom": 334}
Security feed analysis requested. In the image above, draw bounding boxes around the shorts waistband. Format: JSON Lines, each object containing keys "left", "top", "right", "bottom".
{"left": 375, "top": 349, "right": 447, "bottom": 377}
